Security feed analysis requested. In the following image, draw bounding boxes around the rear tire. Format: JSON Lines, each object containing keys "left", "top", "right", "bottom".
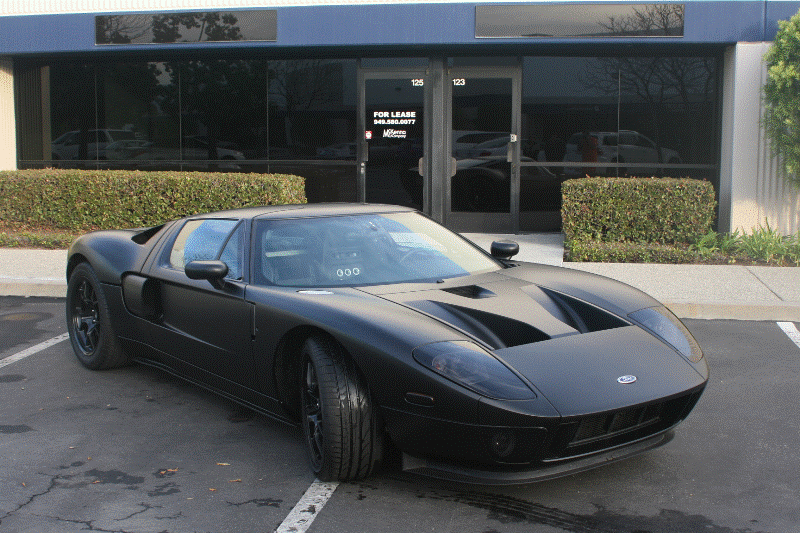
{"left": 300, "top": 336, "right": 380, "bottom": 481}
{"left": 66, "top": 263, "right": 129, "bottom": 370}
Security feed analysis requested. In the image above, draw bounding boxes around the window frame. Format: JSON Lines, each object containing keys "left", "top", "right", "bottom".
{"left": 163, "top": 218, "right": 245, "bottom": 281}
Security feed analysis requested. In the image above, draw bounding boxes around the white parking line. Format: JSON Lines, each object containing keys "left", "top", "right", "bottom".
{"left": 778, "top": 322, "right": 800, "bottom": 350}
{"left": 274, "top": 479, "right": 339, "bottom": 533}
{"left": 0, "top": 333, "right": 70, "bottom": 370}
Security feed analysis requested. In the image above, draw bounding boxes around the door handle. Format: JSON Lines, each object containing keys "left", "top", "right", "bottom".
{"left": 507, "top": 134, "right": 518, "bottom": 163}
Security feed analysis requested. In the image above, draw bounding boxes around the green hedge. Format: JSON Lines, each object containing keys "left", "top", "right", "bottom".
{"left": 562, "top": 177, "right": 716, "bottom": 245}
{"left": 0, "top": 169, "right": 306, "bottom": 231}
{"left": 566, "top": 240, "right": 708, "bottom": 264}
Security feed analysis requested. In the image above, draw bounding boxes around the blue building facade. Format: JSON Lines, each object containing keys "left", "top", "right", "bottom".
{"left": 1, "top": 1, "right": 799, "bottom": 233}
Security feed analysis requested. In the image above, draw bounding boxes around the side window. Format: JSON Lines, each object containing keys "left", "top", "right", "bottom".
{"left": 219, "top": 224, "right": 245, "bottom": 280}
{"left": 619, "top": 133, "right": 636, "bottom": 146}
{"left": 638, "top": 135, "right": 656, "bottom": 149}
{"left": 168, "top": 219, "right": 241, "bottom": 277}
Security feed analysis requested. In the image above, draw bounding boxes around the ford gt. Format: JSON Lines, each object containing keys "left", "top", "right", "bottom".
{"left": 66, "top": 203, "right": 708, "bottom": 484}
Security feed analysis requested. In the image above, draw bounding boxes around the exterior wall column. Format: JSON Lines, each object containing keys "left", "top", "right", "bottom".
{"left": 0, "top": 58, "right": 16, "bottom": 171}
{"left": 720, "top": 43, "right": 800, "bottom": 235}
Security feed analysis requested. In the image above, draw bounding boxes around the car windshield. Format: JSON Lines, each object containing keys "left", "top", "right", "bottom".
{"left": 254, "top": 212, "right": 500, "bottom": 287}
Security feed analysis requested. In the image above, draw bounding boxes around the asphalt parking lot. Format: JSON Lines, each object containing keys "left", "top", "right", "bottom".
{"left": 1, "top": 296, "right": 799, "bottom": 533}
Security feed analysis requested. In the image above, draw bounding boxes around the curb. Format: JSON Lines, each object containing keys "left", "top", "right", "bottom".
{"left": 0, "top": 280, "right": 67, "bottom": 298}
{"left": 664, "top": 300, "right": 800, "bottom": 322}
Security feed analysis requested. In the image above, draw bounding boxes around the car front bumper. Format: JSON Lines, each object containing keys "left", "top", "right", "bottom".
{"left": 400, "top": 429, "right": 675, "bottom": 486}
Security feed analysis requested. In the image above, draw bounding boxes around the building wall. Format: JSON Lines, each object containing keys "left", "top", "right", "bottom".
{"left": 721, "top": 42, "right": 800, "bottom": 235}
{"left": 1, "top": 0, "right": 433, "bottom": 13}
{"left": 0, "top": 58, "right": 16, "bottom": 171}
{"left": 3, "top": 1, "right": 800, "bottom": 234}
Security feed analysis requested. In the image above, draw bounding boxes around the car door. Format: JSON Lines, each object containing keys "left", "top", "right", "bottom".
{"left": 146, "top": 218, "right": 257, "bottom": 393}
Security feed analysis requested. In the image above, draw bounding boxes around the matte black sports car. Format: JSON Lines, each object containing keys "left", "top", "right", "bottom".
{"left": 66, "top": 204, "right": 708, "bottom": 484}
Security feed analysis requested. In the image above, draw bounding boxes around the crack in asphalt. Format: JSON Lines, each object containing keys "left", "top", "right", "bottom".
{"left": 0, "top": 468, "right": 167, "bottom": 529}
{"left": 226, "top": 497, "right": 283, "bottom": 508}
{"left": 34, "top": 514, "right": 152, "bottom": 533}
{"left": 115, "top": 502, "right": 164, "bottom": 522}
{"left": 0, "top": 472, "right": 66, "bottom": 526}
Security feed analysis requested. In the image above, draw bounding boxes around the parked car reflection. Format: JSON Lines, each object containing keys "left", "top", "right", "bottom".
{"left": 106, "top": 136, "right": 246, "bottom": 169}
{"left": 316, "top": 142, "right": 357, "bottom": 160}
{"left": 563, "top": 130, "right": 681, "bottom": 176}
{"left": 452, "top": 157, "right": 563, "bottom": 212}
{"left": 457, "top": 136, "right": 512, "bottom": 159}
{"left": 452, "top": 130, "right": 510, "bottom": 159}
{"left": 51, "top": 129, "right": 139, "bottom": 162}
{"left": 401, "top": 156, "right": 564, "bottom": 213}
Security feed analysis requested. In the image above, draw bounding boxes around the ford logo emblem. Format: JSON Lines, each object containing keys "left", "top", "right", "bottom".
{"left": 617, "top": 375, "right": 637, "bottom": 384}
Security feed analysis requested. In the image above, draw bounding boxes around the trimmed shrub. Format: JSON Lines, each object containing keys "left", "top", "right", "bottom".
{"left": 566, "top": 240, "right": 710, "bottom": 264}
{"left": 0, "top": 169, "right": 306, "bottom": 231}
{"left": 562, "top": 177, "right": 716, "bottom": 245}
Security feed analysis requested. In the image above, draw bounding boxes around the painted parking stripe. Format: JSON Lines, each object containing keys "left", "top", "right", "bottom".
{"left": 274, "top": 479, "right": 339, "bottom": 533}
{"left": 778, "top": 322, "right": 800, "bottom": 350}
{"left": 0, "top": 333, "right": 70, "bottom": 370}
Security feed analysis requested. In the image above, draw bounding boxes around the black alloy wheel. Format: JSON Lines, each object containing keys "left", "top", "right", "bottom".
{"left": 66, "top": 263, "right": 129, "bottom": 370}
{"left": 303, "top": 358, "right": 325, "bottom": 472}
{"left": 72, "top": 277, "right": 100, "bottom": 356}
{"left": 299, "top": 336, "right": 380, "bottom": 481}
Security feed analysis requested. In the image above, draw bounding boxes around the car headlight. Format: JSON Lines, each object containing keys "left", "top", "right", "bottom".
{"left": 628, "top": 306, "right": 703, "bottom": 363}
{"left": 413, "top": 341, "right": 535, "bottom": 400}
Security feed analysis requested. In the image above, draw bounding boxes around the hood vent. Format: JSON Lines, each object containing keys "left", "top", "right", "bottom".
{"left": 539, "top": 287, "right": 629, "bottom": 333}
{"left": 441, "top": 285, "right": 496, "bottom": 299}
{"left": 409, "top": 300, "right": 549, "bottom": 350}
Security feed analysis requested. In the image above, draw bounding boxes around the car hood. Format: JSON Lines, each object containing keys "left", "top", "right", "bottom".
{"left": 360, "top": 264, "right": 707, "bottom": 415}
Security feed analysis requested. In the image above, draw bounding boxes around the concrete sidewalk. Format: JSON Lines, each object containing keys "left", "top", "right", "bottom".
{"left": 461, "top": 233, "right": 798, "bottom": 322}
{"left": 2, "top": 235, "right": 800, "bottom": 322}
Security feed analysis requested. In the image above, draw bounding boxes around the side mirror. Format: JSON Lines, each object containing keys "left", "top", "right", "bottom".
{"left": 490, "top": 240, "right": 519, "bottom": 260}
{"left": 185, "top": 260, "right": 229, "bottom": 289}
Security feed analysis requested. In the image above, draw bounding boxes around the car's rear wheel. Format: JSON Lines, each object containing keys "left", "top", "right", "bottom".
{"left": 300, "top": 336, "right": 379, "bottom": 481}
{"left": 66, "top": 263, "right": 129, "bottom": 370}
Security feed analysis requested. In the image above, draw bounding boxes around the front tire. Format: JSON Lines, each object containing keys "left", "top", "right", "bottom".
{"left": 66, "top": 263, "right": 129, "bottom": 370}
{"left": 300, "top": 336, "right": 380, "bottom": 481}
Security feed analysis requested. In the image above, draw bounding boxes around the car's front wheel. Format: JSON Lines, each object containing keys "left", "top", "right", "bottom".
{"left": 300, "top": 336, "right": 380, "bottom": 481}
{"left": 66, "top": 263, "right": 129, "bottom": 370}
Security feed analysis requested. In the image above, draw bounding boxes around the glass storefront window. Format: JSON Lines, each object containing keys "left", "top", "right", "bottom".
{"left": 522, "top": 55, "right": 719, "bottom": 172}
{"left": 48, "top": 63, "right": 99, "bottom": 166}
{"left": 267, "top": 59, "right": 358, "bottom": 202}
{"left": 15, "top": 51, "right": 720, "bottom": 233}
{"left": 26, "top": 57, "right": 359, "bottom": 203}
{"left": 520, "top": 54, "right": 720, "bottom": 231}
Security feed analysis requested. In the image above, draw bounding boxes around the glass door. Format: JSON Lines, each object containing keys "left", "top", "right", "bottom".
{"left": 446, "top": 68, "right": 520, "bottom": 233}
{"left": 359, "top": 70, "right": 427, "bottom": 210}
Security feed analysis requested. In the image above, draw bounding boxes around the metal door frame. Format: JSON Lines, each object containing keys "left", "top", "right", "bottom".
{"left": 444, "top": 65, "right": 522, "bottom": 233}
{"left": 357, "top": 65, "right": 431, "bottom": 214}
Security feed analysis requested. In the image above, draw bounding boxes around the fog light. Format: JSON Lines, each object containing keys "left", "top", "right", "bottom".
{"left": 489, "top": 430, "right": 516, "bottom": 458}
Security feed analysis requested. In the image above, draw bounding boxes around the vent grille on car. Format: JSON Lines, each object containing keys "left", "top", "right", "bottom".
{"left": 544, "top": 387, "right": 704, "bottom": 461}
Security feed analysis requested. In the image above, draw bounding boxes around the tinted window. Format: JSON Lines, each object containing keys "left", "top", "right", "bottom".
{"left": 169, "top": 219, "right": 242, "bottom": 279}
{"left": 255, "top": 212, "right": 499, "bottom": 287}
